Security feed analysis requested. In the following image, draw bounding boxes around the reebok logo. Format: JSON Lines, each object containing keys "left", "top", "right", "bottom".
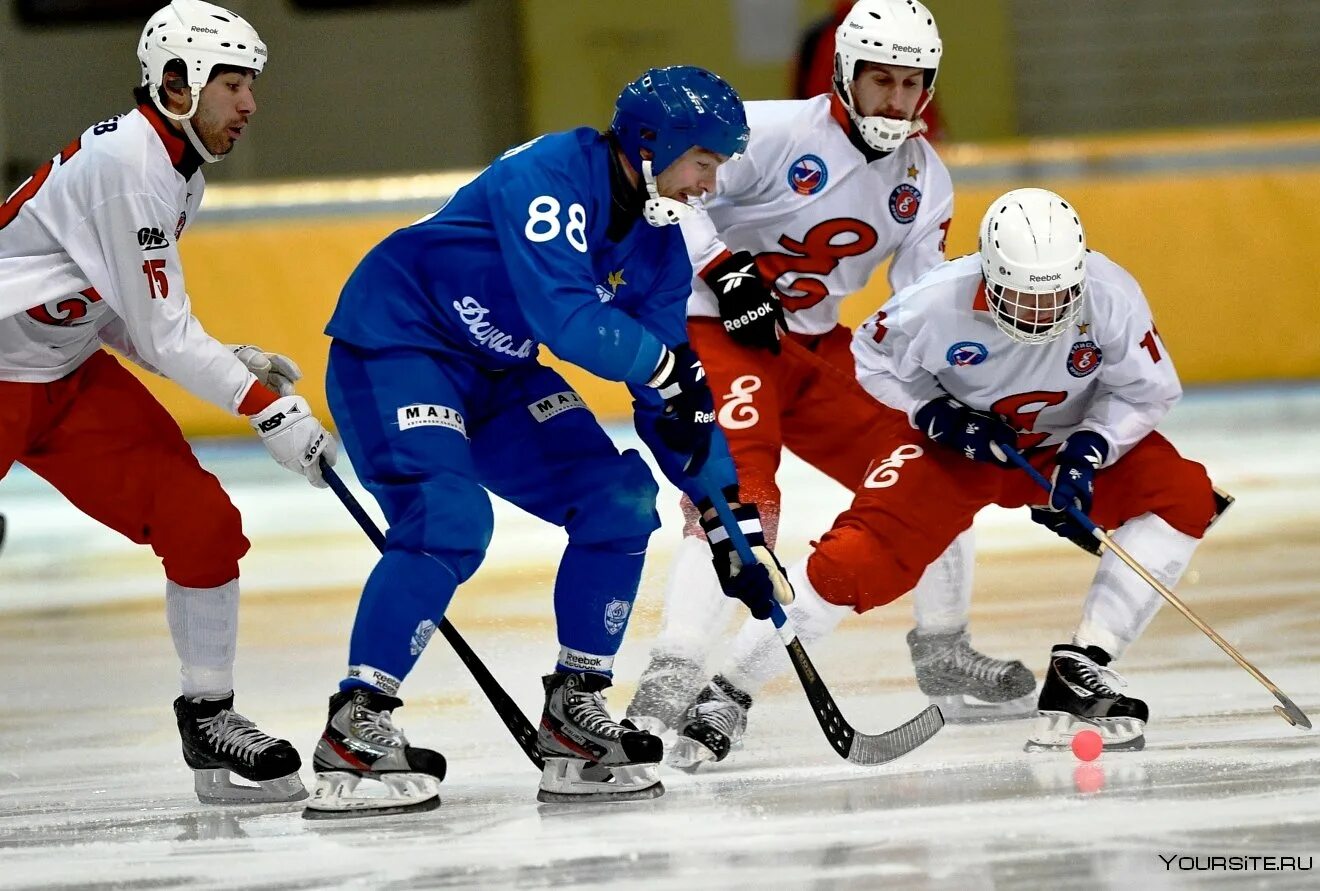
{"left": 891, "top": 44, "right": 923, "bottom": 53}
{"left": 190, "top": 25, "right": 218, "bottom": 34}
{"left": 1029, "top": 273, "right": 1063, "bottom": 282}
{"left": 723, "top": 303, "right": 774, "bottom": 331}
{"left": 137, "top": 227, "right": 169, "bottom": 250}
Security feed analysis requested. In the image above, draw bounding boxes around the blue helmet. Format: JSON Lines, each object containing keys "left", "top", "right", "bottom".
{"left": 610, "top": 66, "right": 749, "bottom": 176}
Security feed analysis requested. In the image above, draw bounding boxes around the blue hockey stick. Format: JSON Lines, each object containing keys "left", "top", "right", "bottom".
{"left": 321, "top": 460, "right": 547, "bottom": 768}
{"left": 1001, "top": 443, "right": 1310, "bottom": 730}
{"left": 696, "top": 468, "right": 944, "bottom": 765}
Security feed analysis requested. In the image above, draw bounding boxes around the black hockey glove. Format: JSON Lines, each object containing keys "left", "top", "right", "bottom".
{"left": 703, "top": 250, "right": 785, "bottom": 354}
{"left": 697, "top": 496, "right": 794, "bottom": 620}
{"left": 646, "top": 343, "right": 715, "bottom": 475}
{"left": 1031, "top": 431, "right": 1109, "bottom": 545}
{"left": 914, "top": 396, "right": 1018, "bottom": 467}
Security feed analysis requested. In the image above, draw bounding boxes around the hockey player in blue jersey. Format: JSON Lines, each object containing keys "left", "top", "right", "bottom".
{"left": 303, "top": 67, "right": 795, "bottom": 816}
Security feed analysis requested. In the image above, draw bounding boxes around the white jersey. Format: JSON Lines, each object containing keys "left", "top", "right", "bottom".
{"left": 852, "top": 251, "right": 1181, "bottom": 464}
{"left": 0, "top": 106, "right": 257, "bottom": 413}
{"left": 680, "top": 95, "right": 953, "bottom": 335}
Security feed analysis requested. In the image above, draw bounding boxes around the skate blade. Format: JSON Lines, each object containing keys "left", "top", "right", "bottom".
{"left": 302, "top": 771, "right": 441, "bottom": 819}
{"left": 1023, "top": 711, "right": 1147, "bottom": 752}
{"left": 664, "top": 735, "right": 721, "bottom": 773}
{"left": 624, "top": 715, "right": 670, "bottom": 737}
{"left": 930, "top": 693, "right": 1036, "bottom": 725}
{"left": 193, "top": 769, "right": 307, "bottom": 805}
{"left": 536, "top": 758, "right": 664, "bottom": 803}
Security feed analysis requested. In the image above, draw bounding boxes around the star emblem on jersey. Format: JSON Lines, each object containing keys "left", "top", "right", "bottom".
{"left": 907, "top": 165, "right": 919, "bottom": 180}
{"left": 607, "top": 269, "right": 626, "bottom": 290}
{"left": 786, "top": 154, "right": 828, "bottom": 196}
{"left": 1076, "top": 321, "right": 1089, "bottom": 335}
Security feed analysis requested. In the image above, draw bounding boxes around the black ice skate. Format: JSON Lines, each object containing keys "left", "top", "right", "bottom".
{"left": 667, "top": 675, "right": 752, "bottom": 772}
{"left": 537, "top": 671, "right": 664, "bottom": 803}
{"left": 1025, "top": 644, "right": 1149, "bottom": 752}
{"left": 302, "top": 688, "right": 447, "bottom": 819}
{"left": 907, "top": 627, "right": 1037, "bottom": 723}
{"left": 173, "top": 693, "right": 307, "bottom": 804}
{"left": 624, "top": 651, "right": 704, "bottom": 735}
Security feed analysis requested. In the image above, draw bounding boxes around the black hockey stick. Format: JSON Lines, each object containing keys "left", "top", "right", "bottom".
{"left": 320, "top": 460, "right": 546, "bottom": 769}
{"left": 1003, "top": 444, "right": 1311, "bottom": 730}
{"left": 697, "top": 471, "right": 945, "bottom": 765}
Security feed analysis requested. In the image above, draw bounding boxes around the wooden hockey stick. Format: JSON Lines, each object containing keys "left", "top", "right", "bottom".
{"left": 1003, "top": 444, "right": 1312, "bottom": 730}
{"left": 697, "top": 470, "right": 945, "bottom": 765}
{"left": 321, "top": 461, "right": 546, "bottom": 769}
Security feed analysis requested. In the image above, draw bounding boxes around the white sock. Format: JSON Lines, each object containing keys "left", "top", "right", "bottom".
{"left": 720, "top": 559, "right": 852, "bottom": 696}
{"left": 911, "top": 528, "right": 975, "bottom": 634}
{"left": 166, "top": 578, "right": 239, "bottom": 698}
{"left": 649, "top": 536, "right": 740, "bottom": 663}
{"left": 1074, "top": 513, "right": 1198, "bottom": 660}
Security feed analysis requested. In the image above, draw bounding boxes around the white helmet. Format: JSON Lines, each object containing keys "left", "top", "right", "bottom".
{"left": 978, "top": 188, "right": 1088, "bottom": 345}
{"left": 137, "top": 0, "right": 266, "bottom": 162}
{"left": 833, "top": 0, "right": 942, "bottom": 153}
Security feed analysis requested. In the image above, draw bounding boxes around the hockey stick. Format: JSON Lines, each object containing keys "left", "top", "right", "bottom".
{"left": 696, "top": 469, "right": 945, "bottom": 765}
{"left": 1002, "top": 444, "right": 1312, "bottom": 730}
{"left": 320, "top": 460, "right": 547, "bottom": 769}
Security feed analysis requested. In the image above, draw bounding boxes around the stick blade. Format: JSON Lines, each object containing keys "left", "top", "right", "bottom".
{"left": 1274, "top": 697, "right": 1312, "bottom": 730}
{"left": 846, "top": 704, "right": 945, "bottom": 766}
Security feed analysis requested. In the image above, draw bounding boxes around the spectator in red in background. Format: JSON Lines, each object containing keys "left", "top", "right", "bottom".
{"left": 793, "top": 0, "right": 945, "bottom": 142}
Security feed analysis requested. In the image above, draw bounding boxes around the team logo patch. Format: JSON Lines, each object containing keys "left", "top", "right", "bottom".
{"left": 604, "top": 599, "right": 631, "bottom": 635}
{"left": 787, "top": 154, "right": 828, "bottom": 195}
{"left": 946, "top": 341, "right": 989, "bottom": 367}
{"left": 410, "top": 619, "right": 437, "bottom": 656}
{"left": 1067, "top": 340, "right": 1103, "bottom": 378}
{"left": 888, "top": 183, "right": 921, "bottom": 223}
{"left": 396, "top": 403, "right": 467, "bottom": 436}
{"left": 528, "top": 390, "right": 586, "bottom": 422}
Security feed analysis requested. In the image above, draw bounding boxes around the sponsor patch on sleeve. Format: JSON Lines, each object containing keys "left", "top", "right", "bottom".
{"left": 527, "top": 390, "right": 586, "bottom": 423}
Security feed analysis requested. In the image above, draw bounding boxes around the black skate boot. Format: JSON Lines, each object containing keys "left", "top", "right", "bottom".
{"left": 537, "top": 671, "right": 664, "bottom": 803}
{"left": 302, "top": 688, "right": 447, "bottom": 819}
{"left": 173, "top": 693, "right": 306, "bottom": 804}
{"left": 667, "top": 675, "right": 752, "bottom": 772}
{"left": 625, "top": 651, "right": 704, "bottom": 735}
{"left": 1025, "top": 644, "right": 1149, "bottom": 752}
{"left": 907, "top": 627, "right": 1037, "bottom": 723}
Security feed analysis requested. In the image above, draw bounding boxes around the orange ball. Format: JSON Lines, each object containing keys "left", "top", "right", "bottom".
{"left": 1071, "top": 729, "right": 1103, "bottom": 761}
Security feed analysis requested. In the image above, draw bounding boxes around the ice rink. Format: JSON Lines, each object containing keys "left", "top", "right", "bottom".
{"left": 1, "top": 384, "right": 1317, "bottom": 890}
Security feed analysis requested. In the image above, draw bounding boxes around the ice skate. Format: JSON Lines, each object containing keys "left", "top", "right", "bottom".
{"left": 624, "top": 651, "right": 704, "bottom": 735}
{"left": 667, "top": 675, "right": 751, "bottom": 772}
{"left": 1024, "top": 644, "right": 1148, "bottom": 752}
{"left": 907, "top": 627, "right": 1036, "bottom": 723}
{"left": 302, "top": 689, "right": 446, "bottom": 819}
{"left": 173, "top": 693, "right": 307, "bottom": 804}
{"left": 537, "top": 671, "right": 664, "bottom": 803}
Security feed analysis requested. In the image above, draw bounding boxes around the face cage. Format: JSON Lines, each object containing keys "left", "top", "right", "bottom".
{"left": 986, "top": 280, "right": 1086, "bottom": 345}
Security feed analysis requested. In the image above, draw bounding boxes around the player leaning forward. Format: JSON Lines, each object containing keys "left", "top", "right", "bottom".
{"left": 700, "top": 187, "right": 1227, "bottom": 756}
{"left": 302, "top": 67, "right": 792, "bottom": 816}
{"left": 0, "top": 0, "right": 336, "bottom": 802}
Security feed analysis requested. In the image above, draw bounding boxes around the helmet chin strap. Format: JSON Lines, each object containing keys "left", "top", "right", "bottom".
{"left": 150, "top": 87, "right": 224, "bottom": 164}
{"left": 641, "top": 159, "right": 693, "bottom": 227}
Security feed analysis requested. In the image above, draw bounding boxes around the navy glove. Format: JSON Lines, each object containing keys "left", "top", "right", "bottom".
{"left": 703, "top": 250, "right": 785, "bottom": 354}
{"left": 914, "top": 396, "right": 1018, "bottom": 467}
{"left": 1031, "top": 431, "right": 1109, "bottom": 544}
{"left": 646, "top": 343, "right": 715, "bottom": 475}
{"left": 697, "top": 497, "right": 794, "bottom": 621}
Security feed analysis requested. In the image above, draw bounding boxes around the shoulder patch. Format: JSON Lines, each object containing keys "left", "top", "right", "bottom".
{"left": 946, "top": 341, "right": 989, "bottom": 367}
{"left": 889, "top": 183, "right": 921, "bottom": 223}
{"left": 787, "top": 154, "right": 828, "bottom": 195}
{"left": 1067, "top": 340, "right": 1103, "bottom": 378}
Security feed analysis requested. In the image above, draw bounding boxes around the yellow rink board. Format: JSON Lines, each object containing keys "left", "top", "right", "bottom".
{"left": 152, "top": 125, "right": 1320, "bottom": 436}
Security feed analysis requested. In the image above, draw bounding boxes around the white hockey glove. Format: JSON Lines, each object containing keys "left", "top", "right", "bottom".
{"left": 229, "top": 344, "right": 302, "bottom": 397}
{"left": 250, "top": 395, "right": 338, "bottom": 488}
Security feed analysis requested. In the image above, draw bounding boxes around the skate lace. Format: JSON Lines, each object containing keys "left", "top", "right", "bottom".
{"left": 687, "top": 696, "right": 744, "bottom": 738}
{"left": 952, "top": 638, "right": 1014, "bottom": 684}
{"left": 353, "top": 705, "right": 407, "bottom": 747}
{"left": 1068, "top": 656, "right": 1128, "bottom": 698}
{"left": 566, "top": 691, "right": 623, "bottom": 740}
{"left": 198, "top": 710, "right": 280, "bottom": 764}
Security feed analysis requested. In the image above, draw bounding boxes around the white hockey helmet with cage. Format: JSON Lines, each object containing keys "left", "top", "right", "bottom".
{"left": 137, "top": 1, "right": 266, "bottom": 162}
{"left": 978, "top": 188, "right": 1088, "bottom": 345}
{"left": 834, "top": 0, "right": 942, "bottom": 153}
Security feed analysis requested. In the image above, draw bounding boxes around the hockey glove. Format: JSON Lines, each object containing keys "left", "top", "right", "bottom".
{"left": 703, "top": 250, "right": 785, "bottom": 354}
{"left": 229, "top": 344, "right": 302, "bottom": 397}
{"left": 914, "top": 396, "right": 1018, "bottom": 467}
{"left": 251, "top": 394, "right": 338, "bottom": 488}
{"left": 646, "top": 343, "right": 715, "bottom": 475}
{"left": 699, "top": 500, "right": 794, "bottom": 620}
{"left": 1032, "top": 431, "right": 1109, "bottom": 543}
